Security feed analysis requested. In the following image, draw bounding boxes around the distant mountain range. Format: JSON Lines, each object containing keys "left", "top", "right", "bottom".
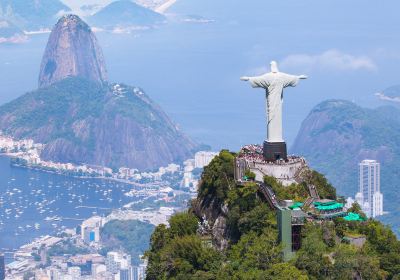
{"left": 0, "top": 15, "right": 197, "bottom": 170}
{"left": 0, "top": 0, "right": 70, "bottom": 31}
{"left": 0, "top": 0, "right": 168, "bottom": 41}
{"left": 376, "top": 85, "right": 400, "bottom": 104}
{"left": 88, "top": 0, "right": 166, "bottom": 31}
{"left": 291, "top": 99, "right": 400, "bottom": 234}
{"left": 0, "top": 19, "right": 26, "bottom": 43}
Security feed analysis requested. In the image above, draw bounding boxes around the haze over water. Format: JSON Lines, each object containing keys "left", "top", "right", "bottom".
{"left": 1, "top": 0, "right": 400, "bottom": 151}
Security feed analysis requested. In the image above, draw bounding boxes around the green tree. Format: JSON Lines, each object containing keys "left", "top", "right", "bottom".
{"left": 333, "top": 244, "right": 383, "bottom": 280}
{"left": 169, "top": 212, "right": 198, "bottom": 238}
{"left": 347, "top": 202, "right": 367, "bottom": 220}
{"left": 295, "top": 225, "right": 331, "bottom": 279}
{"left": 244, "top": 169, "right": 256, "bottom": 181}
{"left": 228, "top": 230, "right": 281, "bottom": 272}
{"left": 101, "top": 220, "right": 154, "bottom": 264}
{"left": 238, "top": 204, "right": 276, "bottom": 236}
{"left": 159, "top": 235, "right": 222, "bottom": 279}
{"left": 264, "top": 263, "right": 308, "bottom": 280}
{"left": 198, "top": 150, "right": 236, "bottom": 202}
{"left": 148, "top": 224, "right": 171, "bottom": 253}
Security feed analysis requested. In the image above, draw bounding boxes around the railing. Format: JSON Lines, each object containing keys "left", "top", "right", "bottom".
{"left": 258, "top": 182, "right": 282, "bottom": 210}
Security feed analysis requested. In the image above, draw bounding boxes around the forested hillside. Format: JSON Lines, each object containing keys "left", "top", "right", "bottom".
{"left": 145, "top": 151, "right": 400, "bottom": 279}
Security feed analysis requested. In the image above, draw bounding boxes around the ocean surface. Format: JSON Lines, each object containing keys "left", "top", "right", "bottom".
{"left": 0, "top": 156, "right": 135, "bottom": 254}
{"left": 1, "top": 0, "right": 400, "bottom": 257}
{"left": 1, "top": 0, "right": 400, "bottom": 151}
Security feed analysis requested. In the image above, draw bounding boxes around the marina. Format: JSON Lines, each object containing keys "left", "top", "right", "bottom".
{"left": 0, "top": 155, "right": 140, "bottom": 252}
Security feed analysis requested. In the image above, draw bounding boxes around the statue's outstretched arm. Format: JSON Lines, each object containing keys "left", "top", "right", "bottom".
{"left": 298, "top": 75, "right": 308, "bottom": 79}
{"left": 240, "top": 76, "right": 250, "bottom": 81}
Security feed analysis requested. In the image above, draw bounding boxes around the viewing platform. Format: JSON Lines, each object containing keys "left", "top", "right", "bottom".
{"left": 234, "top": 144, "right": 307, "bottom": 186}
{"left": 309, "top": 199, "right": 346, "bottom": 220}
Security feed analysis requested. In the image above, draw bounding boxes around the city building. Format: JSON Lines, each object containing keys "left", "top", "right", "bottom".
{"left": 92, "top": 263, "right": 107, "bottom": 278}
{"left": 372, "top": 191, "right": 384, "bottom": 218}
{"left": 345, "top": 197, "right": 355, "bottom": 210}
{"left": 194, "top": 151, "right": 218, "bottom": 169}
{"left": 355, "top": 160, "right": 384, "bottom": 218}
{"left": 132, "top": 260, "right": 147, "bottom": 280}
{"left": 34, "top": 269, "right": 50, "bottom": 280}
{"left": 120, "top": 268, "right": 133, "bottom": 280}
{"left": 81, "top": 216, "right": 103, "bottom": 243}
{"left": 67, "top": 266, "right": 81, "bottom": 280}
{"left": 106, "top": 251, "right": 132, "bottom": 277}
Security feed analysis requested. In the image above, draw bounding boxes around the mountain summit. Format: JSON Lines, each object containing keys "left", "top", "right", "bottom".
{"left": 38, "top": 15, "right": 108, "bottom": 88}
{"left": 0, "top": 0, "right": 70, "bottom": 31}
{"left": 88, "top": 0, "right": 165, "bottom": 30}
{"left": 0, "top": 16, "right": 197, "bottom": 170}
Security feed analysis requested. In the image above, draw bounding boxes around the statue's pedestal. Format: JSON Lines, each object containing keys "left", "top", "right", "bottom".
{"left": 263, "top": 141, "right": 287, "bottom": 161}
{"left": 235, "top": 147, "right": 307, "bottom": 186}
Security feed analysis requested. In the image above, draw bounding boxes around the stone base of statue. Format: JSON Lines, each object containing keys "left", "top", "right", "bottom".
{"left": 263, "top": 141, "right": 287, "bottom": 161}
{"left": 234, "top": 144, "right": 307, "bottom": 186}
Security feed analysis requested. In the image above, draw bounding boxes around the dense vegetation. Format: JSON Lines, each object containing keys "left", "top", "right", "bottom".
{"left": 101, "top": 220, "right": 155, "bottom": 265}
{"left": 0, "top": 77, "right": 177, "bottom": 142}
{"left": 291, "top": 99, "right": 400, "bottom": 235}
{"left": 145, "top": 151, "right": 400, "bottom": 279}
{"left": 48, "top": 240, "right": 89, "bottom": 257}
{"left": 0, "top": 76, "right": 196, "bottom": 169}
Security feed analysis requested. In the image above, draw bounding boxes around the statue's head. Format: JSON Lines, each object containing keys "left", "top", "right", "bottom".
{"left": 270, "top": 61, "right": 279, "bottom": 73}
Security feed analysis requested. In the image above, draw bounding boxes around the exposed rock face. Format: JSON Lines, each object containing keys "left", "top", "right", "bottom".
{"left": 291, "top": 99, "right": 400, "bottom": 234}
{"left": 38, "top": 15, "right": 107, "bottom": 88}
{"left": 192, "top": 195, "right": 230, "bottom": 251}
{"left": 0, "top": 15, "right": 198, "bottom": 170}
{"left": 0, "top": 77, "right": 197, "bottom": 170}
{"left": 291, "top": 100, "right": 400, "bottom": 195}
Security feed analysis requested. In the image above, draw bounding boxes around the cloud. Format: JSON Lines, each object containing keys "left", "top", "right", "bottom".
{"left": 375, "top": 92, "right": 400, "bottom": 103}
{"left": 280, "top": 49, "right": 377, "bottom": 72}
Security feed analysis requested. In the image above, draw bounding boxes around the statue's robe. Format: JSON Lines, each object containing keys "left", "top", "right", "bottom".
{"left": 249, "top": 72, "right": 300, "bottom": 143}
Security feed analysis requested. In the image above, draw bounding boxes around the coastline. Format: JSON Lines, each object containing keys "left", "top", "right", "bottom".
{"left": 9, "top": 160, "right": 147, "bottom": 188}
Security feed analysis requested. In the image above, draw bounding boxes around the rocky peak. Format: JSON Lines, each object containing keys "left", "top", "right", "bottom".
{"left": 38, "top": 14, "right": 108, "bottom": 88}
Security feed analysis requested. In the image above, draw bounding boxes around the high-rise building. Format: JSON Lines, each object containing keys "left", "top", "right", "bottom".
{"left": 106, "top": 251, "right": 132, "bottom": 277}
{"left": 81, "top": 216, "right": 102, "bottom": 243}
{"left": 68, "top": 267, "right": 81, "bottom": 280}
{"left": 120, "top": 268, "right": 133, "bottom": 280}
{"left": 345, "top": 197, "right": 355, "bottom": 210}
{"left": 373, "top": 191, "right": 383, "bottom": 217}
{"left": 194, "top": 151, "right": 218, "bottom": 169}
{"left": 356, "top": 160, "right": 383, "bottom": 218}
{"left": 132, "top": 265, "right": 146, "bottom": 280}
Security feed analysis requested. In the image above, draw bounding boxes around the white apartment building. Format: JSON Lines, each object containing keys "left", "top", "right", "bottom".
{"left": 81, "top": 216, "right": 103, "bottom": 243}
{"left": 106, "top": 252, "right": 131, "bottom": 275}
{"left": 355, "top": 160, "right": 384, "bottom": 218}
{"left": 67, "top": 266, "right": 81, "bottom": 280}
{"left": 194, "top": 151, "right": 218, "bottom": 169}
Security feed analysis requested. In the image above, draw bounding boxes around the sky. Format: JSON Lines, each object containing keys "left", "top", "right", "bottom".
{"left": 1, "top": 0, "right": 400, "bottom": 151}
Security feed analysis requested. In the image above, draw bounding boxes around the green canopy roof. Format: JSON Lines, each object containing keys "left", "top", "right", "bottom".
{"left": 344, "top": 212, "right": 365, "bottom": 221}
{"left": 289, "top": 202, "right": 304, "bottom": 210}
{"left": 315, "top": 202, "right": 343, "bottom": 211}
{"left": 314, "top": 201, "right": 337, "bottom": 206}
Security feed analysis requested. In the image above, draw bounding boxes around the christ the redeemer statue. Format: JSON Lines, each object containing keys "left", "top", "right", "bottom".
{"left": 241, "top": 61, "right": 307, "bottom": 161}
